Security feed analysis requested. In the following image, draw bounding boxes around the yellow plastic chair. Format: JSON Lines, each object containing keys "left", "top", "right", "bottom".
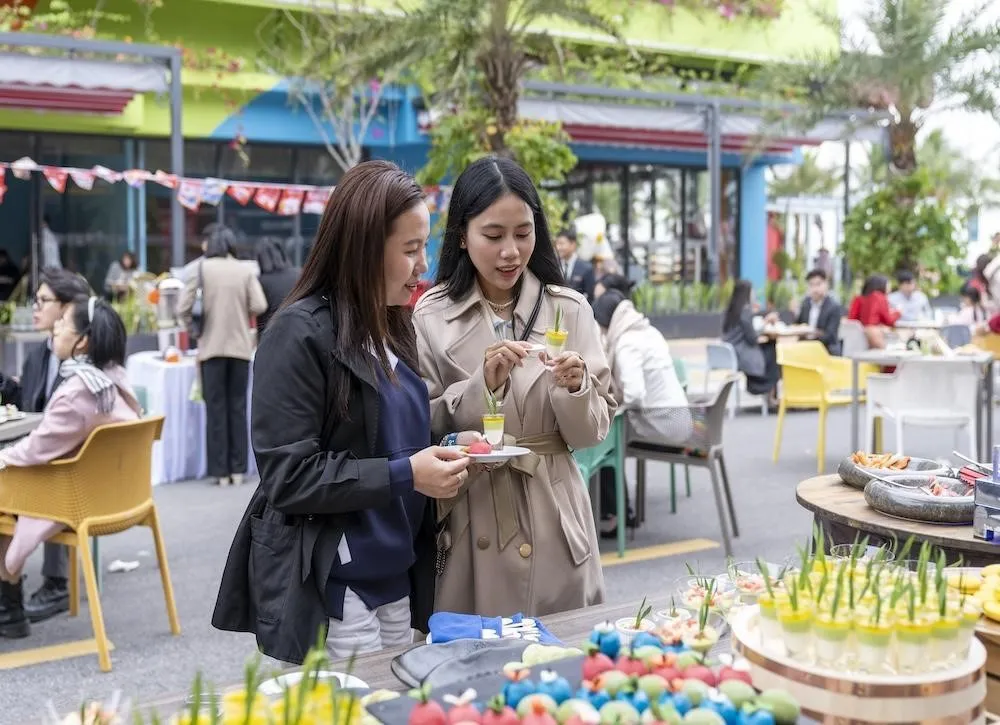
{"left": 772, "top": 341, "right": 874, "bottom": 473}
{"left": 0, "top": 416, "right": 179, "bottom": 672}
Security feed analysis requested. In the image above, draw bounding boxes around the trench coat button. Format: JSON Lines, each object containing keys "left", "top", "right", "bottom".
{"left": 306, "top": 515, "right": 315, "bottom": 522}
{"left": 477, "top": 536, "right": 490, "bottom": 550}
{"left": 519, "top": 543, "right": 532, "bottom": 558}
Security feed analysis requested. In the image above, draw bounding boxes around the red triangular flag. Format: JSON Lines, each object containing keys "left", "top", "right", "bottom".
{"left": 253, "top": 187, "right": 281, "bottom": 213}
{"left": 43, "top": 168, "right": 68, "bottom": 193}
{"left": 0, "top": 168, "right": 6, "bottom": 206}
{"left": 227, "top": 185, "right": 254, "bottom": 206}
{"left": 303, "top": 189, "right": 331, "bottom": 215}
{"left": 277, "top": 189, "right": 304, "bottom": 216}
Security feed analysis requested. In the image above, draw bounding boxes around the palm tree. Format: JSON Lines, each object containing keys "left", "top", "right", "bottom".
{"left": 321, "top": 0, "right": 626, "bottom": 156}
{"left": 756, "top": 0, "right": 1000, "bottom": 174}
{"left": 768, "top": 150, "right": 840, "bottom": 200}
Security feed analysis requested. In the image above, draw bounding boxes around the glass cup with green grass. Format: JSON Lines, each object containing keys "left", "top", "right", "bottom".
{"left": 482, "top": 389, "right": 505, "bottom": 450}
{"left": 545, "top": 305, "right": 568, "bottom": 358}
{"left": 853, "top": 607, "right": 895, "bottom": 673}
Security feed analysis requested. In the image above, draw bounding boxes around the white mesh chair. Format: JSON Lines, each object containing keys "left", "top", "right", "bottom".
{"left": 865, "top": 358, "right": 980, "bottom": 456}
{"left": 704, "top": 342, "right": 767, "bottom": 417}
{"left": 839, "top": 319, "right": 869, "bottom": 356}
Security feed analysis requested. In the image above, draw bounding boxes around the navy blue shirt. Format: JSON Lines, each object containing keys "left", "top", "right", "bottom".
{"left": 325, "top": 354, "right": 430, "bottom": 620}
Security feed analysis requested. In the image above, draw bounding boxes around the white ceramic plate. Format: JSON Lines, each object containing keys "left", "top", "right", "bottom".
{"left": 446, "top": 444, "right": 530, "bottom": 464}
{"left": 258, "top": 671, "right": 368, "bottom": 697}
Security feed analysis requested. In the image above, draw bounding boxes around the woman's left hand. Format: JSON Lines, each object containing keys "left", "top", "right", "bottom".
{"left": 542, "top": 350, "right": 586, "bottom": 393}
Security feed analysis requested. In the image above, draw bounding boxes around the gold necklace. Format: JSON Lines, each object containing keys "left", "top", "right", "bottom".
{"left": 485, "top": 296, "right": 514, "bottom": 312}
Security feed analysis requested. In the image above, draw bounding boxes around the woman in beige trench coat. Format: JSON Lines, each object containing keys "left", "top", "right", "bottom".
{"left": 413, "top": 157, "right": 617, "bottom": 617}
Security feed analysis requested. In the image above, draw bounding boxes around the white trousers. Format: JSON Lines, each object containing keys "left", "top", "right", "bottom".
{"left": 326, "top": 588, "right": 413, "bottom": 658}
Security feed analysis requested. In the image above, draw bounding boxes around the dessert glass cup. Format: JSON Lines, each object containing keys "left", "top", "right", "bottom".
{"left": 830, "top": 544, "right": 895, "bottom": 566}
{"left": 957, "top": 602, "right": 981, "bottom": 658}
{"left": 757, "top": 592, "right": 783, "bottom": 648}
{"left": 777, "top": 604, "right": 814, "bottom": 660}
{"left": 731, "top": 561, "right": 769, "bottom": 604}
{"left": 482, "top": 413, "right": 505, "bottom": 450}
{"left": 674, "top": 576, "right": 736, "bottom": 614}
{"left": 654, "top": 605, "right": 693, "bottom": 627}
{"left": 853, "top": 617, "right": 894, "bottom": 673}
{"left": 683, "top": 624, "right": 720, "bottom": 655}
{"left": 222, "top": 690, "right": 269, "bottom": 721}
{"left": 544, "top": 329, "right": 568, "bottom": 358}
{"left": 894, "top": 618, "right": 933, "bottom": 673}
{"left": 930, "top": 615, "right": 961, "bottom": 666}
{"left": 614, "top": 616, "right": 655, "bottom": 647}
{"left": 813, "top": 613, "right": 851, "bottom": 667}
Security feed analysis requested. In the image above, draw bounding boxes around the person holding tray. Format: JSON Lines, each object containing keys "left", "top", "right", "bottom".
{"left": 212, "top": 161, "right": 475, "bottom": 663}
{"left": 413, "top": 156, "right": 616, "bottom": 618}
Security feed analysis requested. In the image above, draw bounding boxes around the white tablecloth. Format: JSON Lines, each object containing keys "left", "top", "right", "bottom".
{"left": 125, "top": 351, "right": 256, "bottom": 485}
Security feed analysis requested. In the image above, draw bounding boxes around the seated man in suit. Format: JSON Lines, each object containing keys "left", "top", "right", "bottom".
{"left": 555, "top": 228, "right": 596, "bottom": 302}
{"left": 797, "top": 268, "right": 843, "bottom": 355}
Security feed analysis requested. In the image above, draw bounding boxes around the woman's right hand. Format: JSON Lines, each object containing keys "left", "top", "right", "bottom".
{"left": 483, "top": 341, "right": 530, "bottom": 392}
{"left": 410, "top": 446, "right": 472, "bottom": 499}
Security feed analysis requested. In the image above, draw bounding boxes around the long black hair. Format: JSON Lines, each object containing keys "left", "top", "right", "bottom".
{"left": 256, "top": 237, "right": 289, "bottom": 275}
{"left": 70, "top": 295, "right": 127, "bottom": 369}
{"left": 435, "top": 157, "right": 562, "bottom": 301}
{"left": 722, "top": 279, "right": 753, "bottom": 332}
{"left": 284, "top": 160, "right": 425, "bottom": 414}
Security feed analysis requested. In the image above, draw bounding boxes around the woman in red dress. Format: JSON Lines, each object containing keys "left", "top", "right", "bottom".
{"left": 848, "top": 275, "right": 901, "bottom": 349}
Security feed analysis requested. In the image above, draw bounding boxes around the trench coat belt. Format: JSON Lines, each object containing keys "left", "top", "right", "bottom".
{"left": 436, "top": 431, "right": 569, "bottom": 551}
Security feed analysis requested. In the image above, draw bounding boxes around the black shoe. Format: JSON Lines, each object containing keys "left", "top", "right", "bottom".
{"left": 0, "top": 578, "right": 29, "bottom": 638}
{"left": 24, "top": 577, "right": 69, "bottom": 623}
{"left": 599, "top": 511, "right": 639, "bottom": 539}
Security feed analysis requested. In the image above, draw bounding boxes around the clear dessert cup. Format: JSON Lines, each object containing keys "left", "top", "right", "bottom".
{"left": 957, "top": 600, "right": 981, "bottom": 658}
{"left": 654, "top": 604, "right": 694, "bottom": 627}
{"left": 482, "top": 413, "right": 505, "bottom": 450}
{"left": 683, "top": 624, "right": 721, "bottom": 655}
{"left": 894, "top": 618, "right": 933, "bottom": 673}
{"left": 757, "top": 592, "right": 783, "bottom": 648}
{"left": 853, "top": 616, "right": 894, "bottom": 673}
{"left": 674, "top": 576, "right": 736, "bottom": 614}
{"left": 544, "top": 329, "right": 568, "bottom": 358}
{"left": 731, "top": 561, "right": 769, "bottom": 605}
{"left": 614, "top": 616, "right": 656, "bottom": 647}
{"left": 777, "top": 604, "right": 814, "bottom": 660}
{"left": 930, "top": 614, "right": 961, "bottom": 666}
{"left": 813, "top": 612, "right": 851, "bottom": 667}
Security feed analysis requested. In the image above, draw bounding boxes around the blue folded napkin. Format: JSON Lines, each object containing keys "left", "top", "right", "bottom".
{"left": 427, "top": 611, "right": 562, "bottom": 645}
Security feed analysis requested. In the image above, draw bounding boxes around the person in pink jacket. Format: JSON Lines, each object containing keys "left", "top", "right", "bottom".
{"left": 0, "top": 295, "right": 141, "bottom": 639}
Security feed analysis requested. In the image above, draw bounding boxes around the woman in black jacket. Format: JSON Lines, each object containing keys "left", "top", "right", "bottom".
{"left": 0, "top": 267, "right": 89, "bottom": 628}
{"left": 212, "top": 161, "right": 475, "bottom": 664}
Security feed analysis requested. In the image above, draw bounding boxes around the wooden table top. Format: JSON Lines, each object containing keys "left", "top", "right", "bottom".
{"left": 142, "top": 597, "right": 655, "bottom": 716}
{"left": 796, "top": 474, "right": 1000, "bottom": 558}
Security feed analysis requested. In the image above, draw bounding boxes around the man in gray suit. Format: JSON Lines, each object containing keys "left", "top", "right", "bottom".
{"left": 555, "top": 228, "right": 596, "bottom": 303}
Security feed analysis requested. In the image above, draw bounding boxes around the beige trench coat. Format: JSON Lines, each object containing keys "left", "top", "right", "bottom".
{"left": 413, "top": 271, "right": 617, "bottom": 617}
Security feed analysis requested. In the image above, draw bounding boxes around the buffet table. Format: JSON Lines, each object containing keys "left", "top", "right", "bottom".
{"left": 125, "top": 352, "right": 256, "bottom": 485}
{"left": 797, "top": 474, "right": 1000, "bottom": 715}
{"left": 796, "top": 474, "right": 1000, "bottom": 566}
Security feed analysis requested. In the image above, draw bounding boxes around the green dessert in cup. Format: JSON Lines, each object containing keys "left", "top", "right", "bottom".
{"left": 545, "top": 306, "right": 568, "bottom": 358}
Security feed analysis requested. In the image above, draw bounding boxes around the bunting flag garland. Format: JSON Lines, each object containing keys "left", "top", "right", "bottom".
{"left": 177, "top": 180, "right": 203, "bottom": 212}
{"left": 226, "top": 185, "right": 254, "bottom": 206}
{"left": 253, "top": 187, "right": 281, "bottom": 213}
{"left": 43, "top": 168, "right": 68, "bottom": 194}
{"left": 201, "top": 178, "right": 227, "bottom": 206}
{"left": 0, "top": 157, "right": 452, "bottom": 217}
{"left": 69, "top": 170, "right": 95, "bottom": 191}
{"left": 277, "top": 189, "right": 304, "bottom": 216}
{"left": 302, "top": 189, "right": 330, "bottom": 215}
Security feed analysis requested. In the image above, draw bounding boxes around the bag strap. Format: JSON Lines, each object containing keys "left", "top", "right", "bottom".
{"left": 516, "top": 285, "right": 546, "bottom": 342}
{"left": 197, "top": 259, "right": 204, "bottom": 295}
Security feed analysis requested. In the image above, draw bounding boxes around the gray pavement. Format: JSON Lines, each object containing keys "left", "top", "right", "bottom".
{"left": 0, "top": 348, "right": 980, "bottom": 722}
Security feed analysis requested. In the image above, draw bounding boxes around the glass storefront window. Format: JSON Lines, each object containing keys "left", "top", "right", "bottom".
{"left": 0, "top": 132, "right": 35, "bottom": 286}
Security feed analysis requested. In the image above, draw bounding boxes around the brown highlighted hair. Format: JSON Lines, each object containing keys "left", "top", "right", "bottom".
{"left": 284, "top": 160, "right": 425, "bottom": 412}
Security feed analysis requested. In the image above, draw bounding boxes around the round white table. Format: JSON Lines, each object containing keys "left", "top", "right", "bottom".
{"left": 125, "top": 351, "right": 256, "bottom": 485}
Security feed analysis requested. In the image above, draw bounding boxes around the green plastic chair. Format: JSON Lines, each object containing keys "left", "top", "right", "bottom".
{"left": 572, "top": 413, "right": 627, "bottom": 558}
{"left": 670, "top": 358, "right": 691, "bottom": 510}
